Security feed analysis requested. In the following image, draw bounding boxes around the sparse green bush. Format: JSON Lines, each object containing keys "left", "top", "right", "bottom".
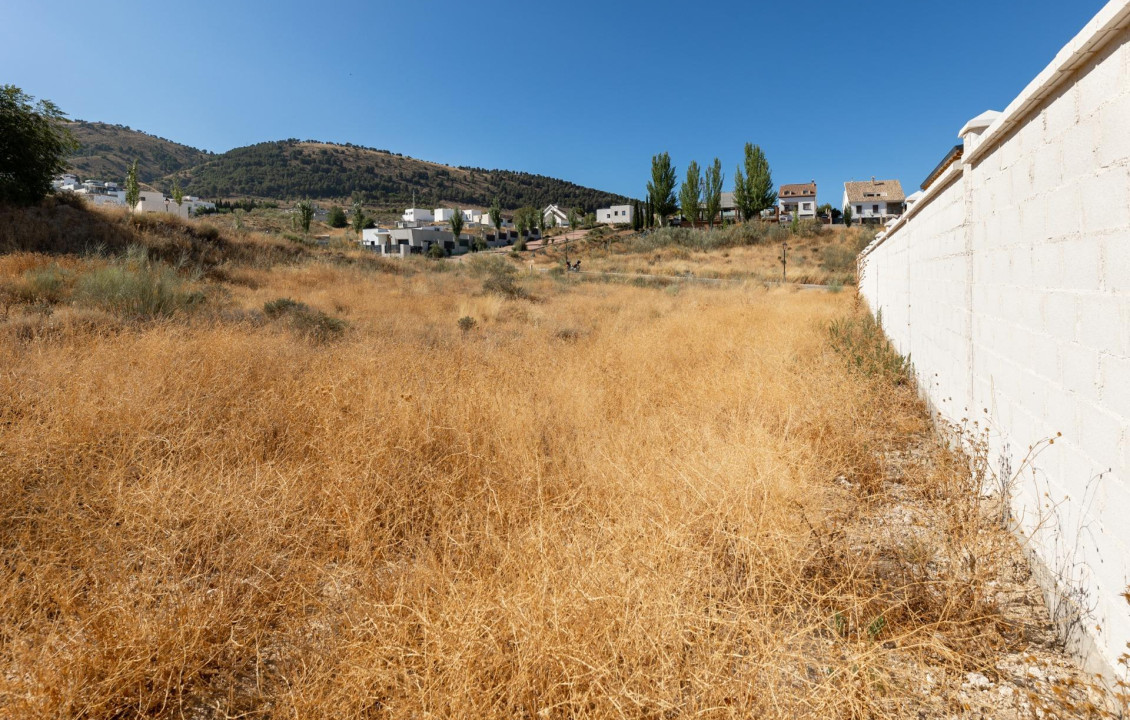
{"left": 75, "top": 247, "right": 204, "bottom": 317}
{"left": 427, "top": 243, "right": 447, "bottom": 259}
{"left": 828, "top": 309, "right": 912, "bottom": 384}
{"left": 821, "top": 244, "right": 856, "bottom": 273}
{"left": 12, "top": 264, "right": 72, "bottom": 303}
{"left": 262, "top": 297, "right": 346, "bottom": 342}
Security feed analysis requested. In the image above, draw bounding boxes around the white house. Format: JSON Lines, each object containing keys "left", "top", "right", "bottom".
{"left": 402, "top": 208, "right": 434, "bottom": 223}
{"left": 133, "top": 191, "right": 215, "bottom": 218}
{"left": 461, "top": 209, "right": 482, "bottom": 224}
{"left": 543, "top": 204, "right": 570, "bottom": 228}
{"left": 778, "top": 182, "right": 817, "bottom": 221}
{"left": 842, "top": 178, "right": 905, "bottom": 224}
{"left": 359, "top": 227, "right": 391, "bottom": 249}
{"left": 596, "top": 204, "right": 633, "bottom": 225}
{"left": 434, "top": 208, "right": 456, "bottom": 223}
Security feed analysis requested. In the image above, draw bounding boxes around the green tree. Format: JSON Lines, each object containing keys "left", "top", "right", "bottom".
{"left": 351, "top": 203, "right": 365, "bottom": 232}
{"left": 328, "top": 205, "right": 348, "bottom": 228}
{"left": 703, "top": 158, "right": 724, "bottom": 229}
{"left": 631, "top": 199, "right": 642, "bottom": 231}
{"left": 125, "top": 160, "right": 140, "bottom": 211}
{"left": 567, "top": 207, "right": 579, "bottom": 232}
{"left": 449, "top": 207, "right": 464, "bottom": 248}
{"left": 0, "top": 86, "right": 77, "bottom": 205}
{"left": 296, "top": 200, "right": 314, "bottom": 235}
{"left": 646, "top": 152, "right": 677, "bottom": 226}
{"left": 489, "top": 197, "right": 502, "bottom": 237}
{"left": 733, "top": 143, "right": 775, "bottom": 222}
{"left": 171, "top": 177, "right": 184, "bottom": 207}
{"left": 844, "top": 206, "right": 853, "bottom": 227}
{"left": 678, "top": 160, "right": 702, "bottom": 228}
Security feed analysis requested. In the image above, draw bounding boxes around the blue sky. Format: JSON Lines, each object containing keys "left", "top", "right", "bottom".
{"left": 1, "top": 0, "right": 1110, "bottom": 204}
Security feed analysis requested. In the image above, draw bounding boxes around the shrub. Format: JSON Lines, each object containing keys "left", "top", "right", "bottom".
{"left": 262, "top": 297, "right": 346, "bottom": 342}
{"left": 427, "top": 243, "right": 447, "bottom": 259}
{"left": 828, "top": 309, "right": 912, "bottom": 384}
{"left": 75, "top": 247, "right": 204, "bottom": 318}
{"left": 327, "top": 206, "right": 348, "bottom": 228}
{"left": 820, "top": 244, "right": 856, "bottom": 273}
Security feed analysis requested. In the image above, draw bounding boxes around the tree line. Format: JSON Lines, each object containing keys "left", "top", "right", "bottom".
{"left": 631, "top": 144, "right": 777, "bottom": 230}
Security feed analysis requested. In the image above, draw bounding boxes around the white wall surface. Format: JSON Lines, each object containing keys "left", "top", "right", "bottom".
{"left": 859, "top": 1, "right": 1130, "bottom": 679}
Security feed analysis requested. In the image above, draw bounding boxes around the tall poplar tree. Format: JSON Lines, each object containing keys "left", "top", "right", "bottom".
{"left": 646, "top": 152, "right": 677, "bottom": 226}
{"left": 733, "top": 143, "right": 776, "bottom": 222}
{"left": 125, "top": 160, "right": 140, "bottom": 211}
{"left": 703, "top": 158, "right": 724, "bottom": 228}
{"left": 678, "top": 160, "right": 702, "bottom": 227}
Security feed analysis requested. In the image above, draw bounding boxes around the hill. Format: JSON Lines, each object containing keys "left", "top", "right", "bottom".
{"left": 65, "top": 123, "right": 632, "bottom": 211}
{"left": 175, "top": 140, "right": 631, "bottom": 210}
{"left": 67, "top": 121, "right": 210, "bottom": 185}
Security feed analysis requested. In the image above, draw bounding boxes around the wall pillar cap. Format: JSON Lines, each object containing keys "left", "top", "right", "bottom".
{"left": 959, "top": 110, "right": 1002, "bottom": 139}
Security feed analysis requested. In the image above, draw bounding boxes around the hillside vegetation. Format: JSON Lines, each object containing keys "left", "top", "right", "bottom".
{"left": 68, "top": 121, "right": 210, "bottom": 184}
{"left": 65, "top": 124, "right": 630, "bottom": 210}
{"left": 0, "top": 201, "right": 1115, "bottom": 718}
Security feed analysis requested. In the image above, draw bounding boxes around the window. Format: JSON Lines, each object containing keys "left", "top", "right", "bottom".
{"left": 802, "top": 203, "right": 811, "bottom": 210}
{"left": 873, "top": 204, "right": 879, "bottom": 213}
{"left": 856, "top": 205, "right": 862, "bottom": 214}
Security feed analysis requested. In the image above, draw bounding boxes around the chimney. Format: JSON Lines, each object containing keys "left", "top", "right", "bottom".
{"left": 871, "top": 176, "right": 875, "bottom": 183}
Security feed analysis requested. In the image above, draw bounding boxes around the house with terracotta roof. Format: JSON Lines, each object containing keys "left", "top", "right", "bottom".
{"left": 778, "top": 182, "right": 817, "bottom": 221}
{"left": 842, "top": 178, "right": 906, "bottom": 224}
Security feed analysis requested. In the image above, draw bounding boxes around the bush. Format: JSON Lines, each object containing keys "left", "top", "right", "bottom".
{"left": 75, "top": 247, "right": 204, "bottom": 318}
{"left": 427, "top": 243, "right": 447, "bottom": 259}
{"left": 262, "top": 297, "right": 346, "bottom": 342}
{"left": 327, "top": 206, "right": 348, "bottom": 228}
{"left": 828, "top": 309, "right": 912, "bottom": 385}
{"left": 820, "top": 244, "right": 856, "bottom": 273}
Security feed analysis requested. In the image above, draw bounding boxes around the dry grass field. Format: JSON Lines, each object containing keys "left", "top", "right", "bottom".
{"left": 0, "top": 201, "right": 1118, "bottom": 718}
{"left": 528, "top": 224, "right": 870, "bottom": 286}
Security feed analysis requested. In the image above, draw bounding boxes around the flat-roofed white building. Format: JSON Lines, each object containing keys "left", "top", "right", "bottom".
{"left": 596, "top": 204, "right": 633, "bottom": 225}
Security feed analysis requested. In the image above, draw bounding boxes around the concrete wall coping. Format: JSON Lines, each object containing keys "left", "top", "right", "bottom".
{"left": 862, "top": 0, "right": 1130, "bottom": 260}
{"left": 965, "top": 0, "right": 1130, "bottom": 167}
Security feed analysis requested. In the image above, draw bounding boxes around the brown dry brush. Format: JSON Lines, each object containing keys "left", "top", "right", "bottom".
{"left": 0, "top": 203, "right": 1098, "bottom": 718}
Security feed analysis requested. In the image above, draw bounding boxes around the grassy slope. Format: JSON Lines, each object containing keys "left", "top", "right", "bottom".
{"left": 0, "top": 202, "right": 1114, "bottom": 718}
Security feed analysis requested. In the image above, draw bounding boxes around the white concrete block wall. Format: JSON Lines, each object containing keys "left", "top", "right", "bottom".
{"left": 860, "top": 3, "right": 1130, "bottom": 680}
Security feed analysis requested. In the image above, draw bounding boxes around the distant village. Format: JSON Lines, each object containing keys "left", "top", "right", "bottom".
{"left": 53, "top": 171, "right": 914, "bottom": 259}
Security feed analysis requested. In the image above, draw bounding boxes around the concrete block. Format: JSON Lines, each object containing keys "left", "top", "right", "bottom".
{"left": 1081, "top": 169, "right": 1130, "bottom": 233}
{"left": 1041, "top": 292, "right": 1078, "bottom": 338}
{"left": 1077, "top": 295, "right": 1128, "bottom": 355}
{"left": 1057, "top": 236, "right": 1104, "bottom": 292}
{"left": 1033, "top": 141, "right": 1065, "bottom": 194}
{"left": 1044, "top": 184, "right": 1082, "bottom": 241}
{"left": 1059, "top": 341, "right": 1102, "bottom": 401}
{"left": 1078, "top": 44, "right": 1124, "bottom": 118}
{"left": 1045, "top": 87, "right": 1079, "bottom": 141}
{"left": 1075, "top": 401, "right": 1125, "bottom": 470}
{"left": 1097, "top": 90, "right": 1130, "bottom": 168}
{"left": 1020, "top": 197, "right": 1049, "bottom": 243}
{"left": 1061, "top": 115, "right": 1099, "bottom": 182}
{"left": 1099, "top": 354, "right": 1130, "bottom": 420}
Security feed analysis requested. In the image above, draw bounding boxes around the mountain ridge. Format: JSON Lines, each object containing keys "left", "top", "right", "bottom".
{"left": 66, "top": 122, "right": 631, "bottom": 211}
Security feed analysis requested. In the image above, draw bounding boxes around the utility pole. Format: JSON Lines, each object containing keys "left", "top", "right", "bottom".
{"left": 779, "top": 240, "right": 789, "bottom": 284}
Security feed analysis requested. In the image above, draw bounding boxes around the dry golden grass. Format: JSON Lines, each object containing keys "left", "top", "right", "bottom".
{"left": 0, "top": 205, "right": 1112, "bottom": 718}
{"left": 527, "top": 225, "right": 872, "bottom": 286}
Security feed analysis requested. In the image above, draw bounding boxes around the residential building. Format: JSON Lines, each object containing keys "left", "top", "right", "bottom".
{"left": 133, "top": 191, "right": 215, "bottom": 217}
{"left": 778, "top": 182, "right": 817, "bottom": 221}
{"left": 543, "top": 204, "right": 570, "bottom": 228}
{"left": 434, "top": 208, "right": 456, "bottom": 223}
{"left": 842, "top": 178, "right": 906, "bottom": 224}
{"left": 402, "top": 208, "right": 434, "bottom": 223}
{"left": 596, "top": 204, "right": 633, "bottom": 225}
